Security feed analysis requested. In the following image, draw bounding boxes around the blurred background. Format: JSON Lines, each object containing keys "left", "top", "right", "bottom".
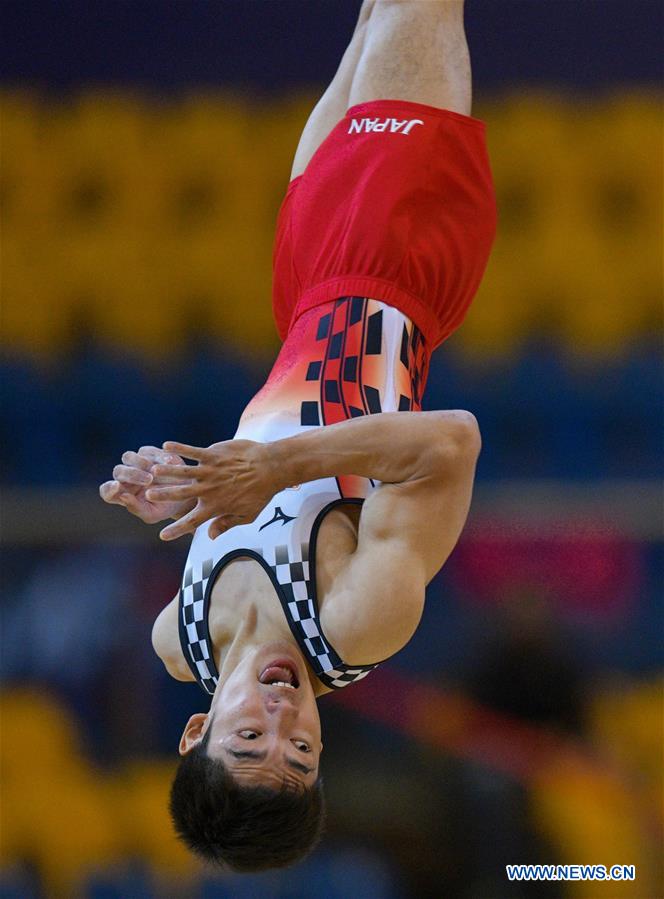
{"left": 0, "top": 1, "right": 662, "bottom": 897}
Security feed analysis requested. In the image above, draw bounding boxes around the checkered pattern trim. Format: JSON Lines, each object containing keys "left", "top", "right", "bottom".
{"left": 301, "top": 298, "right": 427, "bottom": 424}
{"left": 179, "top": 558, "right": 219, "bottom": 695}
{"left": 300, "top": 298, "right": 428, "bottom": 498}
{"left": 318, "top": 665, "right": 375, "bottom": 690}
{"left": 265, "top": 541, "right": 379, "bottom": 690}
{"left": 179, "top": 541, "right": 379, "bottom": 694}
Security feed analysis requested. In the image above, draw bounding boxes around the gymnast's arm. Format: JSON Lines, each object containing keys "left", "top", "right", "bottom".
{"left": 151, "top": 409, "right": 480, "bottom": 581}
{"left": 274, "top": 409, "right": 481, "bottom": 582}
{"left": 273, "top": 410, "right": 481, "bottom": 661}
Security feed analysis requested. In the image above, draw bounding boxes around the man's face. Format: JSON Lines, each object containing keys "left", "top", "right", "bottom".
{"left": 202, "top": 645, "right": 322, "bottom": 790}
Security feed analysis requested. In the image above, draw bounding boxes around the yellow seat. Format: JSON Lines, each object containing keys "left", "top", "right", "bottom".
{"left": 589, "top": 678, "right": 663, "bottom": 812}
{"left": 570, "top": 94, "right": 662, "bottom": 348}
{"left": 117, "top": 761, "right": 198, "bottom": 876}
{"left": 3, "top": 89, "right": 660, "bottom": 359}
{"left": 0, "top": 91, "right": 57, "bottom": 235}
{"left": 154, "top": 95, "right": 258, "bottom": 234}
{"left": 47, "top": 92, "right": 152, "bottom": 234}
{"left": 531, "top": 750, "right": 655, "bottom": 898}
{"left": 456, "top": 241, "right": 532, "bottom": 357}
{"left": 0, "top": 689, "right": 122, "bottom": 896}
{"left": 465, "top": 92, "right": 661, "bottom": 355}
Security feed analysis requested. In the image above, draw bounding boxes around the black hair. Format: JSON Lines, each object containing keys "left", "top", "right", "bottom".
{"left": 169, "top": 727, "right": 326, "bottom": 872}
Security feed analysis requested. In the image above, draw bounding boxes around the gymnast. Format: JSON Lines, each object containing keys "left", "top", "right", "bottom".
{"left": 100, "top": 0, "right": 495, "bottom": 872}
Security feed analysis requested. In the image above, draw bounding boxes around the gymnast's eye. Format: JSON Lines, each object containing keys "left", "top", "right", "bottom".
{"left": 292, "top": 740, "right": 311, "bottom": 753}
{"left": 239, "top": 730, "right": 260, "bottom": 740}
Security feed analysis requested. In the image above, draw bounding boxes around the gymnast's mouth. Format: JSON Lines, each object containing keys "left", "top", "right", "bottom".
{"left": 259, "top": 660, "right": 300, "bottom": 689}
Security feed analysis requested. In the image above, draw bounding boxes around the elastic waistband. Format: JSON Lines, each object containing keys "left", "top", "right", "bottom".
{"left": 291, "top": 276, "right": 444, "bottom": 350}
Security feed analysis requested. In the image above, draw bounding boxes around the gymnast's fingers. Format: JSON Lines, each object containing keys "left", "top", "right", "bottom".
{"left": 145, "top": 483, "right": 197, "bottom": 503}
{"left": 152, "top": 463, "right": 206, "bottom": 481}
{"left": 117, "top": 492, "right": 144, "bottom": 516}
{"left": 159, "top": 510, "right": 206, "bottom": 541}
{"left": 99, "top": 480, "right": 123, "bottom": 503}
{"left": 121, "top": 450, "right": 153, "bottom": 471}
{"left": 112, "top": 464, "right": 153, "bottom": 486}
{"left": 162, "top": 441, "right": 209, "bottom": 462}
{"left": 138, "top": 446, "right": 186, "bottom": 466}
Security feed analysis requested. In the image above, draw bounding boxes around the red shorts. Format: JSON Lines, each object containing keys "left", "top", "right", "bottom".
{"left": 272, "top": 99, "right": 497, "bottom": 351}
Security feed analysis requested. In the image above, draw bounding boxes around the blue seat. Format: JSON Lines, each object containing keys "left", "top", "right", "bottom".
{"left": 85, "top": 866, "right": 152, "bottom": 899}
{"left": 0, "top": 354, "right": 75, "bottom": 485}
{"left": 56, "top": 344, "right": 175, "bottom": 482}
{"left": 593, "top": 345, "right": 662, "bottom": 478}
{"left": 0, "top": 866, "right": 41, "bottom": 899}
{"left": 169, "top": 338, "right": 265, "bottom": 447}
{"left": 199, "top": 845, "right": 404, "bottom": 899}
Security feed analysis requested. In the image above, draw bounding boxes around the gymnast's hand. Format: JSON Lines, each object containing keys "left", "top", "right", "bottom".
{"left": 146, "top": 439, "right": 275, "bottom": 541}
{"left": 99, "top": 446, "right": 196, "bottom": 524}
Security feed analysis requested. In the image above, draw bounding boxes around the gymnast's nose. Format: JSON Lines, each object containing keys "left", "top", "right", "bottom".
{"left": 265, "top": 694, "right": 298, "bottom": 716}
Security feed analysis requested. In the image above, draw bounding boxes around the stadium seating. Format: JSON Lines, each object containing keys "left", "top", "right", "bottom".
{"left": 1, "top": 90, "right": 661, "bottom": 481}
{"left": 0, "top": 340, "right": 660, "bottom": 483}
{"left": 2, "top": 680, "right": 661, "bottom": 898}
{"left": 1, "top": 91, "right": 661, "bottom": 357}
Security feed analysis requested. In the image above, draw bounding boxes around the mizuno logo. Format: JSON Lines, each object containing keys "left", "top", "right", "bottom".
{"left": 259, "top": 506, "right": 296, "bottom": 531}
{"left": 348, "top": 117, "right": 424, "bottom": 135}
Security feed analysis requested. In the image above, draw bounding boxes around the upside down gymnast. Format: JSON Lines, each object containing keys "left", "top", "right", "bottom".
{"left": 99, "top": 0, "right": 496, "bottom": 873}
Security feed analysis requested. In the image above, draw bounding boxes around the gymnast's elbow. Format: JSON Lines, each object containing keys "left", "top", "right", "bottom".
{"left": 430, "top": 410, "right": 482, "bottom": 475}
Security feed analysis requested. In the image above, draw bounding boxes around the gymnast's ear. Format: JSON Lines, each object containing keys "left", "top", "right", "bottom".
{"left": 178, "top": 712, "right": 209, "bottom": 756}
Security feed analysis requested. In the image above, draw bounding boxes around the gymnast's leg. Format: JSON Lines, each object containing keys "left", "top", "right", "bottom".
{"left": 290, "top": 0, "right": 376, "bottom": 179}
{"left": 349, "top": 0, "right": 472, "bottom": 116}
{"left": 292, "top": 0, "right": 472, "bottom": 177}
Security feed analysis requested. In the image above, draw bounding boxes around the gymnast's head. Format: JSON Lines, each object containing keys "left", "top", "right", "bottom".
{"left": 169, "top": 648, "right": 325, "bottom": 871}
